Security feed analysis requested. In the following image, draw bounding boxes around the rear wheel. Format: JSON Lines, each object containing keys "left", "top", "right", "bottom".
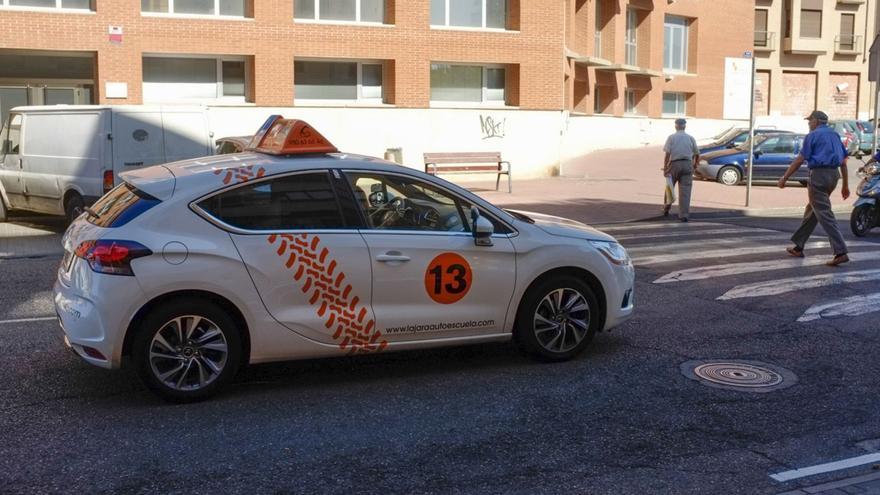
{"left": 132, "top": 299, "right": 243, "bottom": 402}
{"left": 0, "top": 197, "right": 7, "bottom": 222}
{"left": 64, "top": 193, "right": 84, "bottom": 224}
{"left": 851, "top": 204, "right": 874, "bottom": 237}
{"left": 515, "top": 276, "right": 599, "bottom": 362}
{"left": 718, "top": 166, "right": 741, "bottom": 186}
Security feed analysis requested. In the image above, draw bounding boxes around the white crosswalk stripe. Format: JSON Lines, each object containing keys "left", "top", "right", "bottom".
{"left": 798, "top": 292, "right": 880, "bottom": 322}
{"left": 600, "top": 221, "right": 730, "bottom": 233}
{"left": 614, "top": 227, "right": 775, "bottom": 241}
{"left": 626, "top": 233, "right": 790, "bottom": 255}
{"left": 654, "top": 251, "right": 880, "bottom": 283}
{"left": 631, "top": 240, "right": 874, "bottom": 266}
{"left": 717, "top": 269, "right": 880, "bottom": 300}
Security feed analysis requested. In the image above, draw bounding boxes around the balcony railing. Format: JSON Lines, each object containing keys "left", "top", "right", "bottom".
{"left": 835, "top": 34, "right": 863, "bottom": 54}
{"left": 754, "top": 31, "right": 776, "bottom": 51}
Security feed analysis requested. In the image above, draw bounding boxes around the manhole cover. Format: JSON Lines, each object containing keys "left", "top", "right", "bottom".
{"left": 681, "top": 360, "right": 797, "bottom": 393}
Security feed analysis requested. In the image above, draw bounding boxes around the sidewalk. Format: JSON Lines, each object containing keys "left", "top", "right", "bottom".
{"left": 0, "top": 216, "right": 64, "bottom": 260}
{"left": 465, "top": 145, "right": 857, "bottom": 225}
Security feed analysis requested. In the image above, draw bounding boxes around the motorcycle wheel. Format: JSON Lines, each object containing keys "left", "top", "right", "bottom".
{"left": 850, "top": 204, "right": 874, "bottom": 237}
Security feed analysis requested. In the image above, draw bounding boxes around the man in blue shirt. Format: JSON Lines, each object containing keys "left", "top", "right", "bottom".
{"left": 778, "top": 110, "right": 851, "bottom": 266}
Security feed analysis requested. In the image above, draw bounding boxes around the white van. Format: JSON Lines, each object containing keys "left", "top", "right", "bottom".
{"left": 0, "top": 105, "right": 211, "bottom": 222}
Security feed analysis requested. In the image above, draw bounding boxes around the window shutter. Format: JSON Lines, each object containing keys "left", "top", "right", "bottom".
{"left": 800, "top": 10, "right": 821, "bottom": 38}
{"left": 801, "top": 0, "right": 822, "bottom": 10}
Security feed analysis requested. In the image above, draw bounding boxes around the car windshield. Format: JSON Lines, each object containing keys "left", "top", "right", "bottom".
{"left": 711, "top": 127, "right": 743, "bottom": 144}
{"left": 861, "top": 121, "right": 875, "bottom": 133}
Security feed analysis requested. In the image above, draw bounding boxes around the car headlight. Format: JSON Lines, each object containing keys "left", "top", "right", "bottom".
{"left": 589, "top": 240, "right": 630, "bottom": 265}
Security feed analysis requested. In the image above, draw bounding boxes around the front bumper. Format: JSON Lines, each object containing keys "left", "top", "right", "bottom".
{"left": 695, "top": 163, "right": 722, "bottom": 181}
{"left": 602, "top": 261, "right": 635, "bottom": 331}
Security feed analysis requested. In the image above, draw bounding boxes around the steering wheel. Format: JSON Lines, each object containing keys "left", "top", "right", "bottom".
{"left": 370, "top": 197, "right": 410, "bottom": 227}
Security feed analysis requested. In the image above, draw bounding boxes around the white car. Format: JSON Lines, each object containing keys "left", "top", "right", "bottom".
{"left": 54, "top": 116, "right": 635, "bottom": 402}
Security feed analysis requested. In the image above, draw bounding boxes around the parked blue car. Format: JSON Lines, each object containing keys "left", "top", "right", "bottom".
{"left": 696, "top": 133, "right": 808, "bottom": 186}
{"left": 699, "top": 127, "right": 794, "bottom": 155}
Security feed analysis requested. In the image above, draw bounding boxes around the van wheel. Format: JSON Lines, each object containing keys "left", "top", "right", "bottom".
{"left": 64, "top": 194, "right": 84, "bottom": 224}
{"left": 514, "top": 276, "right": 599, "bottom": 362}
{"left": 132, "top": 298, "right": 243, "bottom": 403}
{"left": 0, "top": 197, "right": 7, "bottom": 222}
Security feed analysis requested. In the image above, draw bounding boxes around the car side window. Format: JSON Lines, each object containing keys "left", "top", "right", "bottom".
{"left": 732, "top": 133, "right": 748, "bottom": 145}
{"left": 216, "top": 141, "right": 240, "bottom": 155}
{"left": 198, "top": 171, "right": 347, "bottom": 231}
{"left": 757, "top": 136, "right": 779, "bottom": 152}
{"left": 346, "top": 172, "right": 470, "bottom": 232}
{"left": 1, "top": 114, "right": 21, "bottom": 156}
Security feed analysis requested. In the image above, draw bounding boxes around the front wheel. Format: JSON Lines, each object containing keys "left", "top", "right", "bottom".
{"left": 132, "top": 299, "right": 243, "bottom": 402}
{"left": 718, "top": 166, "right": 741, "bottom": 186}
{"left": 851, "top": 204, "right": 875, "bottom": 237}
{"left": 515, "top": 276, "right": 599, "bottom": 362}
{"left": 0, "top": 197, "right": 7, "bottom": 222}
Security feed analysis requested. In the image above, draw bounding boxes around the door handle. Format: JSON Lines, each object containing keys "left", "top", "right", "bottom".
{"left": 376, "top": 252, "right": 410, "bottom": 263}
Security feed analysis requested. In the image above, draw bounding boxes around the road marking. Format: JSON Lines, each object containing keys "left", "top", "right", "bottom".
{"left": 770, "top": 453, "right": 880, "bottom": 482}
{"left": 633, "top": 241, "right": 875, "bottom": 266}
{"left": 614, "top": 226, "right": 774, "bottom": 241}
{"left": 654, "top": 250, "right": 880, "bottom": 283}
{"left": 0, "top": 316, "right": 56, "bottom": 325}
{"left": 625, "top": 234, "right": 789, "bottom": 254}
{"left": 598, "top": 221, "right": 728, "bottom": 233}
{"left": 718, "top": 269, "right": 880, "bottom": 300}
{"left": 798, "top": 292, "right": 880, "bottom": 322}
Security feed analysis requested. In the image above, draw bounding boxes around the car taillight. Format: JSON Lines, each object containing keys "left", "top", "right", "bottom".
{"left": 103, "top": 171, "right": 114, "bottom": 193}
{"left": 74, "top": 240, "right": 152, "bottom": 276}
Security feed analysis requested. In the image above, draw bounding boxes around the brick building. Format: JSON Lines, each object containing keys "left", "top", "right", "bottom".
{"left": 0, "top": 0, "right": 753, "bottom": 119}
{"left": 0, "top": 0, "right": 755, "bottom": 176}
{"left": 753, "top": 0, "right": 876, "bottom": 120}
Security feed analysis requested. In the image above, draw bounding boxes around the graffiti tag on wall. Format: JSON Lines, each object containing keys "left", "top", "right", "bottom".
{"left": 480, "top": 115, "right": 506, "bottom": 140}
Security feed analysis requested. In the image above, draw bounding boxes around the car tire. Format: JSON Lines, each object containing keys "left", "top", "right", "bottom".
{"left": 851, "top": 204, "right": 874, "bottom": 237}
{"left": 0, "top": 196, "right": 7, "bottom": 223}
{"left": 64, "top": 193, "right": 85, "bottom": 224}
{"left": 132, "top": 298, "right": 243, "bottom": 403}
{"left": 717, "top": 166, "right": 741, "bottom": 186}
{"left": 514, "top": 276, "right": 599, "bottom": 362}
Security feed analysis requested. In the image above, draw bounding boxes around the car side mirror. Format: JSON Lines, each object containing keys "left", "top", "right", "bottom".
{"left": 754, "top": 150, "right": 763, "bottom": 158}
{"left": 726, "top": 143, "right": 736, "bottom": 148}
{"left": 471, "top": 208, "right": 494, "bottom": 247}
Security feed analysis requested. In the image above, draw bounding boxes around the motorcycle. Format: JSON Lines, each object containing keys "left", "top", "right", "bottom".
{"left": 850, "top": 160, "right": 880, "bottom": 236}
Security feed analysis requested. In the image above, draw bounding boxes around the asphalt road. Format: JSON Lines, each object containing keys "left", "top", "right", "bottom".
{"left": 1, "top": 214, "right": 880, "bottom": 494}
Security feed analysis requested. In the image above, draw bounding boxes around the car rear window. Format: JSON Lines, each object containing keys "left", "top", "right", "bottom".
{"left": 86, "top": 183, "right": 161, "bottom": 228}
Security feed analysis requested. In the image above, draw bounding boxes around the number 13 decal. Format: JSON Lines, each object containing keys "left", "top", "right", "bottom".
{"left": 424, "top": 253, "right": 472, "bottom": 304}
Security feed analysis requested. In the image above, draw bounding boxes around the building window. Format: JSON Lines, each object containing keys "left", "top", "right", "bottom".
{"left": 663, "top": 16, "right": 688, "bottom": 73}
{"left": 754, "top": 9, "right": 769, "bottom": 47}
{"left": 141, "top": 0, "right": 248, "bottom": 17}
{"left": 430, "top": 64, "right": 506, "bottom": 104}
{"left": 799, "top": 0, "right": 822, "bottom": 39}
{"left": 662, "top": 92, "right": 686, "bottom": 116}
{"left": 143, "top": 56, "right": 249, "bottom": 102}
{"left": 431, "top": 0, "right": 507, "bottom": 29}
{"left": 624, "top": 88, "right": 640, "bottom": 115}
{"left": 294, "top": 0, "right": 384, "bottom": 23}
{"left": 295, "top": 60, "right": 384, "bottom": 103}
{"left": 839, "top": 13, "right": 855, "bottom": 51}
{"left": 1, "top": 0, "right": 93, "bottom": 9}
{"left": 625, "top": 8, "right": 638, "bottom": 66}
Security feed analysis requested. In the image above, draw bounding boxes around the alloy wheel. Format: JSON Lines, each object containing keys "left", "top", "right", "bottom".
{"left": 148, "top": 315, "right": 228, "bottom": 391}
{"left": 533, "top": 288, "right": 591, "bottom": 353}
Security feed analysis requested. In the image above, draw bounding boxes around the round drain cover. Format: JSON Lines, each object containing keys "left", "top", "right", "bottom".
{"left": 681, "top": 360, "right": 797, "bottom": 393}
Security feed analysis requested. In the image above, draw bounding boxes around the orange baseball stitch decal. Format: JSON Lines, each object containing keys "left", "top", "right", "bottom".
{"left": 267, "top": 233, "right": 388, "bottom": 354}
{"left": 424, "top": 253, "right": 472, "bottom": 304}
{"left": 214, "top": 164, "right": 266, "bottom": 185}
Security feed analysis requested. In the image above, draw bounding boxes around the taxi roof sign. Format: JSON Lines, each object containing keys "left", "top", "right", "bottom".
{"left": 246, "top": 116, "right": 338, "bottom": 155}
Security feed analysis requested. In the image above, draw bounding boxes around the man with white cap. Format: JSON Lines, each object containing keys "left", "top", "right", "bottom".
{"left": 778, "top": 110, "right": 850, "bottom": 266}
{"left": 662, "top": 118, "right": 700, "bottom": 222}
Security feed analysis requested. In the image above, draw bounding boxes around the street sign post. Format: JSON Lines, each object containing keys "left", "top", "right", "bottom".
{"left": 869, "top": 36, "right": 880, "bottom": 153}
{"left": 744, "top": 51, "right": 756, "bottom": 207}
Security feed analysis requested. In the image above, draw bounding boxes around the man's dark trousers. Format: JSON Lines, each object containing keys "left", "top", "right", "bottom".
{"left": 791, "top": 167, "right": 848, "bottom": 255}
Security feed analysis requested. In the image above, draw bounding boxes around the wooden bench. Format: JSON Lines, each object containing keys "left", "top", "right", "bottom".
{"left": 423, "top": 152, "right": 512, "bottom": 193}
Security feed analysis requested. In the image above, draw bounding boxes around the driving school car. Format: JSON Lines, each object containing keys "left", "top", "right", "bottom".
{"left": 54, "top": 116, "right": 635, "bottom": 402}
